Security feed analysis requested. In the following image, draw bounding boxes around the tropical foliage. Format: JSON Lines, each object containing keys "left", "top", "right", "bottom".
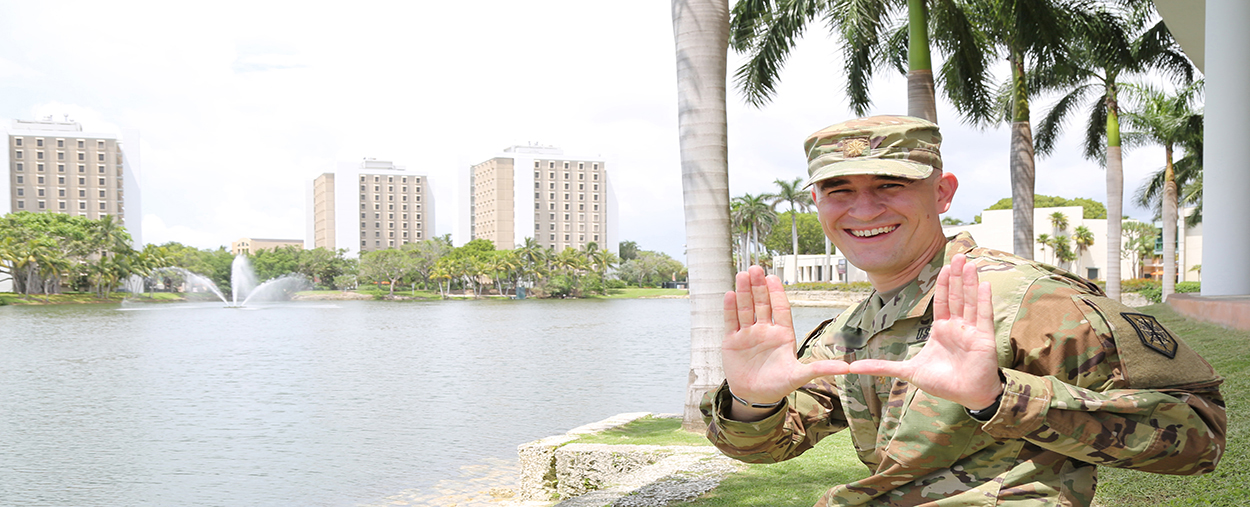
{"left": 986, "top": 195, "right": 1107, "bottom": 219}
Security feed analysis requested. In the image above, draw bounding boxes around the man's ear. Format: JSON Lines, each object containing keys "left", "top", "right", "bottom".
{"left": 935, "top": 171, "right": 958, "bottom": 214}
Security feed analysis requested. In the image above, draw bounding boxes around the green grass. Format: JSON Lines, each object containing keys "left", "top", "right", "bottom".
{"left": 351, "top": 286, "right": 443, "bottom": 299}
{"left": 0, "top": 291, "right": 185, "bottom": 305}
{"left": 569, "top": 416, "right": 712, "bottom": 446}
{"left": 1093, "top": 304, "right": 1250, "bottom": 506}
{"left": 687, "top": 432, "right": 868, "bottom": 507}
{"left": 602, "top": 287, "right": 688, "bottom": 299}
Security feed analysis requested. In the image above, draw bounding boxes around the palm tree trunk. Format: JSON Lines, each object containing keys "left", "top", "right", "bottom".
{"left": 1009, "top": 51, "right": 1035, "bottom": 259}
{"left": 1162, "top": 144, "right": 1177, "bottom": 301}
{"left": 905, "top": 0, "right": 937, "bottom": 123}
{"left": 673, "top": 0, "right": 733, "bottom": 433}
{"left": 1105, "top": 102, "right": 1124, "bottom": 301}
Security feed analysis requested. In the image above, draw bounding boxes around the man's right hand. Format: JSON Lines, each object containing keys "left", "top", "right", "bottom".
{"left": 722, "top": 266, "right": 850, "bottom": 421}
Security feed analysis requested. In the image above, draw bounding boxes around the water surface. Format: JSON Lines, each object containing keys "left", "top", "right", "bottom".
{"left": 0, "top": 298, "right": 843, "bottom": 506}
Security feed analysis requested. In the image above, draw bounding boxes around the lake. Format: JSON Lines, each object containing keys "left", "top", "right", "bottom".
{"left": 0, "top": 298, "right": 843, "bottom": 506}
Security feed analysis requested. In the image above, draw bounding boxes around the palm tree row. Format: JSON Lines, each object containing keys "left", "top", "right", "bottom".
{"left": 0, "top": 211, "right": 171, "bottom": 297}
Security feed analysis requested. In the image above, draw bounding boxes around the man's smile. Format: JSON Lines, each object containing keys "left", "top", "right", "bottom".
{"left": 848, "top": 225, "right": 899, "bottom": 238}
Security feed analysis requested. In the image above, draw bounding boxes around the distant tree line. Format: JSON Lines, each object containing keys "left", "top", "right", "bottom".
{"left": 0, "top": 211, "right": 685, "bottom": 299}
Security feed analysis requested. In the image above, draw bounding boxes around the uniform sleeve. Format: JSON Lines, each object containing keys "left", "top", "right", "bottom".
{"left": 978, "top": 282, "right": 1227, "bottom": 475}
{"left": 700, "top": 374, "right": 847, "bottom": 464}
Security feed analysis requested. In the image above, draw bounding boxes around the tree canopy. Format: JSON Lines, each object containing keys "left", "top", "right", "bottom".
{"left": 986, "top": 195, "right": 1107, "bottom": 219}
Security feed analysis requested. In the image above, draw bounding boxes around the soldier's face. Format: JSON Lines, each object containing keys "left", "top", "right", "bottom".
{"left": 814, "top": 172, "right": 957, "bottom": 282}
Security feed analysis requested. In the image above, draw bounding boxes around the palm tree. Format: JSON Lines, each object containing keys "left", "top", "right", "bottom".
{"left": 1049, "top": 211, "right": 1068, "bottom": 236}
{"left": 1073, "top": 225, "right": 1094, "bottom": 276}
{"left": 1034, "top": 0, "right": 1193, "bottom": 300}
{"left": 767, "top": 177, "right": 812, "bottom": 283}
{"left": 729, "top": 0, "right": 992, "bottom": 123}
{"left": 1122, "top": 80, "right": 1203, "bottom": 300}
{"left": 733, "top": 193, "right": 778, "bottom": 268}
{"left": 968, "top": 0, "right": 1097, "bottom": 260}
{"left": 1036, "top": 233, "right": 1052, "bottom": 264}
{"left": 673, "top": 0, "right": 734, "bottom": 431}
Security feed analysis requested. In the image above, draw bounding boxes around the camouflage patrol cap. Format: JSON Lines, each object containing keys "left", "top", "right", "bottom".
{"left": 804, "top": 115, "right": 942, "bottom": 187}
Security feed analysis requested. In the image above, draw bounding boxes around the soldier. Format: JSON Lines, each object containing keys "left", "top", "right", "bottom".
{"left": 701, "top": 116, "right": 1226, "bottom": 506}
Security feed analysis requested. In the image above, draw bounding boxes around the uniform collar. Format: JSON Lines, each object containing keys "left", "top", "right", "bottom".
{"left": 837, "top": 232, "right": 978, "bottom": 346}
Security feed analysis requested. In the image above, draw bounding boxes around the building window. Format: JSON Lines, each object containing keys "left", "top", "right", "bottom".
{"left": 57, "top": 152, "right": 64, "bottom": 160}
{"left": 99, "top": 177, "right": 106, "bottom": 185}
{"left": 534, "top": 202, "right": 540, "bottom": 209}
{"left": 99, "top": 190, "right": 106, "bottom": 198}
{"left": 37, "top": 189, "right": 44, "bottom": 197}
{"left": 36, "top": 139, "right": 43, "bottom": 147}
{"left": 77, "top": 165, "right": 84, "bottom": 173}
{"left": 77, "top": 140, "right": 84, "bottom": 148}
{"left": 550, "top": 234, "right": 555, "bottom": 241}
{"left": 59, "top": 188, "right": 66, "bottom": 197}
{"left": 15, "top": 176, "right": 21, "bottom": 184}
{"left": 79, "top": 189, "right": 86, "bottom": 197}
{"left": 17, "top": 201, "right": 24, "bottom": 209}
{"left": 97, "top": 153, "right": 104, "bottom": 162}
{"left": 37, "top": 151, "right": 44, "bottom": 160}
{"left": 13, "top": 138, "right": 21, "bottom": 146}
{"left": 593, "top": 194, "right": 599, "bottom": 200}
{"left": 98, "top": 165, "right": 105, "bottom": 173}
{"left": 58, "top": 176, "right": 65, "bottom": 184}
{"left": 37, "top": 163, "right": 44, "bottom": 171}
{"left": 594, "top": 173, "right": 599, "bottom": 180}
{"left": 57, "top": 164, "right": 64, "bottom": 172}
{"left": 98, "top": 140, "right": 104, "bottom": 149}
{"left": 564, "top": 213, "right": 570, "bottom": 220}
{"left": 563, "top": 193, "right": 569, "bottom": 200}
{"left": 77, "top": 152, "right": 84, "bottom": 161}
{"left": 15, "top": 163, "right": 21, "bottom": 171}
{"left": 37, "top": 176, "right": 44, "bottom": 184}
{"left": 594, "top": 234, "right": 599, "bottom": 241}
{"left": 59, "top": 201, "right": 66, "bottom": 210}
{"left": 549, "top": 224, "right": 555, "bottom": 230}
{"left": 99, "top": 202, "right": 106, "bottom": 210}
{"left": 564, "top": 203, "right": 570, "bottom": 210}
{"left": 15, "top": 188, "right": 22, "bottom": 196}
{"left": 564, "top": 234, "right": 570, "bottom": 241}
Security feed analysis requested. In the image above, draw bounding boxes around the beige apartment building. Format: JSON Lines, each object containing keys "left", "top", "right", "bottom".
{"left": 307, "top": 158, "right": 435, "bottom": 256}
{"left": 467, "top": 145, "right": 616, "bottom": 254}
{"left": 231, "top": 238, "right": 304, "bottom": 256}
{"left": 3, "top": 118, "right": 142, "bottom": 243}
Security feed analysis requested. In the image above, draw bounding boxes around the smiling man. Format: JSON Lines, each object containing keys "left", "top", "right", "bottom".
{"left": 701, "top": 116, "right": 1226, "bottom": 506}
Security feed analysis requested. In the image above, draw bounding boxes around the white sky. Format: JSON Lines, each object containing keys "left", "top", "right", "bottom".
{"left": 0, "top": 1, "right": 1173, "bottom": 259}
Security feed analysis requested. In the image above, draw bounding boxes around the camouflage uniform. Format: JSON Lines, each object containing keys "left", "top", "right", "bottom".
{"left": 701, "top": 232, "right": 1226, "bottom": 506}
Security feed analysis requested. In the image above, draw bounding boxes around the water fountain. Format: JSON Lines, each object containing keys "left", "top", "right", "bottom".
{"left": 152, "top": 255, "right": 311, "bottom": 307}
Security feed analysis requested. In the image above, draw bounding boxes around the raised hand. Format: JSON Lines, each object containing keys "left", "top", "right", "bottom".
{"left": 847, "top": 254, "right": 1003, "bottom": 410}
{"left": 722, "top": 266, "right": 850, "bottom": 421}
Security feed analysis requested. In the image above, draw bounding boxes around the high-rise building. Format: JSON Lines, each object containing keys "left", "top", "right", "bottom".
{"left": 307, "top": 158, "right": 435, "bottom": 256}
{"left": 466, "top": 145, "right": 616, "bottom": 253}
{"left": 3, "top": 118, "right": 142, "bottom": 244}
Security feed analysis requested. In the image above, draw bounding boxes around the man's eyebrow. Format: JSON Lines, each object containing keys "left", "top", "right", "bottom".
{"left": 818, "top": 175, "right": 916, "bottom": 188}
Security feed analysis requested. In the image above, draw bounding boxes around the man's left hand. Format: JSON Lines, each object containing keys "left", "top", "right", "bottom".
{"left": 847, "top": 254, "right": 1003, "bottom": 410}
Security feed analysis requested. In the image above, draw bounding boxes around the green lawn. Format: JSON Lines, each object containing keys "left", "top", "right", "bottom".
{"left": 0, "top": 291, "right": 184, "bottom": 305}
{"left": 602, "top": 287, "right": 688, "bottom": 299}
{"left": 569, "top": 416, "right": 712, "bottom": 446}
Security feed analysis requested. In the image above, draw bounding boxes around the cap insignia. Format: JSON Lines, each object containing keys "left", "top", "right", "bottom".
{"left": 842, "top": 138, "right": 870, "bottom": 158}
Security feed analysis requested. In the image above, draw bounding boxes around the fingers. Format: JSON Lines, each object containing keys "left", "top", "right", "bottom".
{"left": 847, "top": 358, "right": 911, "bottom": 380}
{"left": 766, "top": 273, "right": 793, "bottom": 330}
{"left": 734, "top": 270, "right": 754, "bottom": 328}
{"left": 977, "top": 281, "right": 995, "bottom": 334}
{"left": 806, "top": 359, "right": 851, "bottom": 377}
{"left": 962, "top": 259, "right": 980, "bottom": 323}
{"left": 723, "top": 290, "right": 739, "bottom": 335}
{"left": 934, "top": 265, "right": 951, "bottom": 321}
{"left": 947, "top": 254, "right": 965, "bottom": 317}
{"left": 749, "top": 266, "right": 772, "bottom": 324}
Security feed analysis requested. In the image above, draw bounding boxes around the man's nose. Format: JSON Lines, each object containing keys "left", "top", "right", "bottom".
{"left": 845, "top": 190, "right": 885, "bottom": 220}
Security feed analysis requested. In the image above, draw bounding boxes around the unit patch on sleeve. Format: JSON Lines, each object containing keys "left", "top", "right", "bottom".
{"left": 1121, "top": 312, "right": 1178, "bottom": 359}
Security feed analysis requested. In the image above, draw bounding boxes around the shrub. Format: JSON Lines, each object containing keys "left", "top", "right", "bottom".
{"left": 1138, "top": 281, "right": 1201, "bottom": 304}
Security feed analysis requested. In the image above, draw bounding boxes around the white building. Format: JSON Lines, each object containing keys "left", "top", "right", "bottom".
{"left": 306, "top": 158, "right": 436, "bottom": 258}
